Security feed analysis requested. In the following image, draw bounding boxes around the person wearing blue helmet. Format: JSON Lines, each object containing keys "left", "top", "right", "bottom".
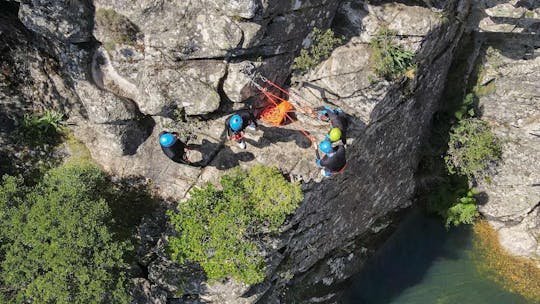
{"left": 159, "top": 131, "right": 192, "bottom": 165}
{"left": 225, "top": 109, "right": 257, "bottom": 149}
{"left": 315, "top": 139, "right": 346, "bottom": 177}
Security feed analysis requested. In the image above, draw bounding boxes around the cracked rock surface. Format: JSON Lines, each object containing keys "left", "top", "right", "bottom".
{"left": 0, "top": 0, "right": 476, "bottom": 303}
{"left": 471, "top": 0, "right": 540, "bottom": 263}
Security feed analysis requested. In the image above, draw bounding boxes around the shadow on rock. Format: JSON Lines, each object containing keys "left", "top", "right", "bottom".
{"left": 208, "top": 145, "right": 256, "bottom": 170}
{"left": 245, "top": 125, "right": 312, "bottom": 149}
{"left": 104, "top": 175, "right": 160, "bottom": 249}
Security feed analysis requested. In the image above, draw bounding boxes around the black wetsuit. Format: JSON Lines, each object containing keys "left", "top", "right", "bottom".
{"left": 159, "top": 131, "right": 188, "bottom": 164}
{"left": 225, "top": 109, "right": 258, "bottom": 139}
{"left": 316, "top": 145, "right": 346, "bottom": 172}
{"left": 326, "top": 110, "right": 348, "bottom": 145}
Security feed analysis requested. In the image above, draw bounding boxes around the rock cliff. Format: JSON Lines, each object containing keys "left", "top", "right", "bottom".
{"left": 5, "top": 0, "right": 538, "bottom": 303}
{"left": 469, "top": 0, "right": 540, "bottom": 265}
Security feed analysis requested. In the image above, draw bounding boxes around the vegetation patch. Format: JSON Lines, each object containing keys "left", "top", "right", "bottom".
{"left": 19, "top": 109, "right": 65, "bottom": 146}
{"left": 65, "top": 132, "right": 94, "bottom": 165}
{"left": 168, "top": 165, "right": 303, "bottom": 284}
{"left": 370, "top": 27, "right": 415, "bottom": 80}
{"left": 417, "top": 35, "right": 504, "bottom": 227}
{"left": 427, "top": 181, "right": 479, "bottom": 228}
{"left": 95, "top": 8, "right": 138, "bottom": 50}
{"left": 293, "top": 28, "right": 343, "bottom": 74}
{"left": 0, "top": 163, "right": 132, "bottom": 303}
{"left": 445, "top": 118, "right": 502, "bottom": 180}
{"left": 472, "top": 221, "right": 540, "bottom": 302}
{"left": 2, "top": 110, "right": 67, "bottom": 183}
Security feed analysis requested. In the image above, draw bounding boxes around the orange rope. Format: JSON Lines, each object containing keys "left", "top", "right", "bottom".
{"left": 258, "top": 88, "right": 316, "bottom": 145}
{"left": 261, "top": 101, "right": 294, "bottom": 126}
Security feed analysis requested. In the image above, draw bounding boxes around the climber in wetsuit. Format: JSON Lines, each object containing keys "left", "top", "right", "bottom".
{"left": 225, "top": 109, "right": 257, "bottom": 149}
{"left": 315, "top": 139, "right": 346, "bottom": 177}
{"left": 159, "top": 131, "right": 193, "bottom": 165}
{"left": 317, "top": 106, "right": 348, "bottom": 145}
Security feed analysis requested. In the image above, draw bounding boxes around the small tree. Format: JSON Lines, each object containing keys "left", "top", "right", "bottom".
{"left": 445, "top": 118, "right": 502, "bottom": 180}
{"left": 293, "top": 28, "right": 343, "bottom": 73}
{"left": 0, "top": 164, "right": 131, "bottom": 303}
{"left": 168, "top": 165, "right": 303, "bottom": 284}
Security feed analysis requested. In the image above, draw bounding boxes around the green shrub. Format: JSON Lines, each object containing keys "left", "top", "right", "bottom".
{"left": 426, "top": 178, "right": 480, "bottom": 228}
{"left": 0, "top": 164, "right": 131, "bottom": 304}
{"left": 445, "top": 188, "right": 479, "bottom": 228}
{"left": 370, "top": 27, "right": 415, "bottom": 80}
{"left": 168, "top": 165, "right": 303, "bottom": 284}
{"left": 293, "top": 28, "right": 343, "bottom": 73}
{"left": 453, "top": 93, "right": 476, "bottom": 120}
{"left": 20, "top": 110, "right": 65, "bottom": 145}
{"left": 445, "top": 118, "right": 502, "bottom": 179}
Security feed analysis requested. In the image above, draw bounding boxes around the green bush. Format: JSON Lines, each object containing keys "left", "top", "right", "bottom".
{"left": 445, "top": 118, "right": 502, "bottom": 180}
{"left": 0, "top": 164, "right": 131, "bottom": 304}
{"left": 168, "top": 165, "right": 303, "bottom": 284}
{"left": 370, "top": 27, "right": 415, "bottom": 80}
{"left": 20, "top": 110, "right": 65, "bottom": 145}
{"left": 445, "top": 188, "right": 479, "bottom": 228}
{"left": 453, "top": 93, "right": 476, "bottom": 120}
{"left": 426, "top": 177, "right": 479, "bottom": 228}
{"left": 293, "top": 28, "right": 343, "bottom": 74}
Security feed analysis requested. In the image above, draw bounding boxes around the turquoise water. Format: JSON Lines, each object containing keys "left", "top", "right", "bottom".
{"left": 342, "top": 209, "right": 533, "bottom": 304}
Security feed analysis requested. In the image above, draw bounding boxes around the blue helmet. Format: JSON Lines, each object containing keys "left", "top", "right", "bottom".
{"left": 229, "top": 114, "right": 243, "bottom": 131}
{"left": 159, "top": 133, "right": 177, "bottom": 147}
{"left": 319, "top": 140, "right": 332, "bottom": 154}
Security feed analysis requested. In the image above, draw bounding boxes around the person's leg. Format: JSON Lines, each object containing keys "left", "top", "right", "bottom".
{"left": 319, "top": 168, "right": 332, "bottom": 177}
{"left": 237, "top": 139, "right": 246, "bottom": 149}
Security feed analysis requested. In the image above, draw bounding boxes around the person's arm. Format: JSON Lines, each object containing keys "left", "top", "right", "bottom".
{"left": 315, "top": 146, "right": 322, "bottom": 167}
{"left": 315, "top": 146, "right": 321, "bottom": 160}
{"left": 319, "top": 154, "right": 330, "bottom": 168}
{"left": 225, "top": 117, "right": 233, "bottom": 138}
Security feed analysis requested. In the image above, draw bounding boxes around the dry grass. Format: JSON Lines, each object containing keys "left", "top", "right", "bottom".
{"left": 472, "top": 220, "right": 540, "bottom": 302}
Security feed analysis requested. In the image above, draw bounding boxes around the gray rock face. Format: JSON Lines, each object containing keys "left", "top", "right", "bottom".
{"left": 471, "top": 0, "right": 540, "bottom": 263}
{"left": 18, "top": 0, "right": 94, "bottom": 43}
{"left": 0, "top": 0, "right": 477, "bottom": 303}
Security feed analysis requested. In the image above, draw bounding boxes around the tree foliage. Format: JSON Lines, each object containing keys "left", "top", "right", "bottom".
{"left": 0, "top": 164, "right": 131, "bottom": 303}
{"left": 168, "top": 165, "right": 303, "bottom": 284}
{"left": 445, "top": 118, "right": 502, "bottom": 180}
{"left": 293, "top": 28, "right": 343, "bottom": 73}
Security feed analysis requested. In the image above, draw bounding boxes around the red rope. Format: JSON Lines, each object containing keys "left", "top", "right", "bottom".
{"left": 263, "top": 79, "right": 315, "bottom": 115}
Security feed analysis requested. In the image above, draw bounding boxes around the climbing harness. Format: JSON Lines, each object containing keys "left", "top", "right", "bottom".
{"left": 231, "top": 132, "right": 245, "bottom": 141}
{"left": 331, "top": 164, "right": 347, "bottom": 176}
